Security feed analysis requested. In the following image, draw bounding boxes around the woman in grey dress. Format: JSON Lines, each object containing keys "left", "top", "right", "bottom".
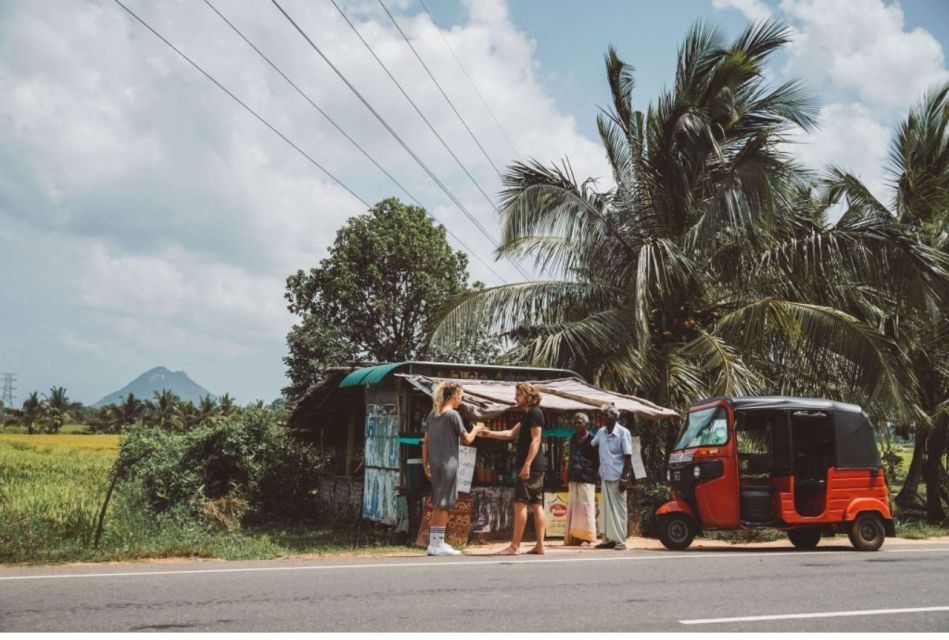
{"left": 422, "top": 381, "right": 482, "bottom": 556}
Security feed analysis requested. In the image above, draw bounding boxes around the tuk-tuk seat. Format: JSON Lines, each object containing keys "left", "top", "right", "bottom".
{"left": 739, "top": 453, "right": 774, "bottom": 476}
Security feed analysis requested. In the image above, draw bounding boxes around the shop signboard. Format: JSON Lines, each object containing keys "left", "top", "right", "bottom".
{"left": 544, "top": 492, "right": 569, "bottom": 538}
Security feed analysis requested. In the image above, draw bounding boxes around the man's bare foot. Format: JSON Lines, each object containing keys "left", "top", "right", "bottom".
{"left": 526, "top": 546, "right": 545, "bottom": 555}
{"left": 496, "top": 546, "right": 519, "bottom": 556}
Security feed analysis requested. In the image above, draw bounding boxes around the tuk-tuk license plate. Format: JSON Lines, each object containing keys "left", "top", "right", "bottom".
{"left": 669, "top": 450, "right": 695, "bottom": 464}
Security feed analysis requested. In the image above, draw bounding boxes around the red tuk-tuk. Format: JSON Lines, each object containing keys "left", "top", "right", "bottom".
{"left": 656, "top": 396, "right": 894, "bottom": 551}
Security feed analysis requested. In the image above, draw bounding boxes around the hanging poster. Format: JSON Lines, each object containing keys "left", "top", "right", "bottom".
{"left": 631, "top": 436, "right": 647, "bottom": 480}
{"left": 456, "top": 445, "right": 477, "bottom": 494}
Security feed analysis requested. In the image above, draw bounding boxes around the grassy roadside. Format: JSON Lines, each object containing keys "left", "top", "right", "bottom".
{"left": 0, "top": 433, "right": 411, "bottom": 566}
{"left": 1, "top": 433, "right": 946, "bottom": 565}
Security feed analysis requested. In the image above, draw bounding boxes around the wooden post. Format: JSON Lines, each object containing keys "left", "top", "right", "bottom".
{"left": 345, "top": 412, "right": 356, "bottom": 476}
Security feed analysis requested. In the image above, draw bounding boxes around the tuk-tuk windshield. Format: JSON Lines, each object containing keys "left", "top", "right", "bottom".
{"left": 675, "top": 405, "right": 729, "bottom": 449}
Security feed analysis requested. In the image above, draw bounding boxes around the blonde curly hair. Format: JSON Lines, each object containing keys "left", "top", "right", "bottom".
{"left": 432, "top": 381, "right": 463, "bottom": 417}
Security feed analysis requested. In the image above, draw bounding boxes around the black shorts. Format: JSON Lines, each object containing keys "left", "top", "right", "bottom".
{"left": 514, "top": 472, "right": 545, "bottom": 506}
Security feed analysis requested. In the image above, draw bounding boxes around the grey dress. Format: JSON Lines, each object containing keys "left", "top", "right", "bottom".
{"left": 425, "top": 409, "right": 466, "bottom": 509}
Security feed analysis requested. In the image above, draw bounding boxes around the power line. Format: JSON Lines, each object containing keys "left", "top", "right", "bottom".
{"left": 111, "top": 0, "right": 368, "bottom": 209}
{"left": 416, "top": 0, "right": 522, "bottom": 160}
{"left": 272, "top": 0, "right": 532, "bottom": 280}
{"left": 201, "top": 0, "right": 506, "bottom": 283}
{"left": 377, "top": 0, "right": 503, "bottom": 177}
{"left": 324, "top": 0, "right": 504, "bottom": 225}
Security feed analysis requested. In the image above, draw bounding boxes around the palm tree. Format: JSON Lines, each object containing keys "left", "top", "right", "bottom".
{"left": 43, "top": 387, "right": 72, "bottom": 434}
{"left": 432, "top": 21, "right": 947, "bottom": 473}
{"left": 218, "top": 393, "right": 238, "bottom": 419}
{"left": 116, "top": 393, "right": 147, "bottom": 430}
{"left": 823, "top": 83, "right": 949, "bottom": 522}
{"left": 147, "top": 389, "right": 183, "bottom": 432}
{"left": 195, "top": 395, "right": 220, "bottom": 428}
{"left": 20, "top": 392, "right": 44, "bottom": 435}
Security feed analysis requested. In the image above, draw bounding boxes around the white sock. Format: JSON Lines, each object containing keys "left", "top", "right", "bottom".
{"left": 430, "top": 526, "right": 446, "bottom": 548}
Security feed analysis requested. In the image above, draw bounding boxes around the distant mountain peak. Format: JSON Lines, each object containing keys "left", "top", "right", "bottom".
{"left": 94, "top": 367, "right": 215, "bottom": 407}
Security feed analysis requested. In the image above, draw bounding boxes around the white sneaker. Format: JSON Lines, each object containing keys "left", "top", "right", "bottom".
{"left": 430, "top": 543, "right": 462, "bottom": 556}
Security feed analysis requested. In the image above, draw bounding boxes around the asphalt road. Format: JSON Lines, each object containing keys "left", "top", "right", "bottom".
{"left": 2, "top": 542, "right": 949, "bottom": 632}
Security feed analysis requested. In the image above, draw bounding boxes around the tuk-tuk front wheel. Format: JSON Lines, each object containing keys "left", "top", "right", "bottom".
{"left": 848, "top": 513, "right": 885, "bottom": 551}
{"left": 787, "top": 528, "right": 821, "bottom": 549}
{"left": 658, "top": 513, "right": 696, "bottom": 551}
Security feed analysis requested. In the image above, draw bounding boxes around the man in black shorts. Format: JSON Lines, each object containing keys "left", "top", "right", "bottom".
{"left": 478, "top": 382, "right": 546, "bottom": 555}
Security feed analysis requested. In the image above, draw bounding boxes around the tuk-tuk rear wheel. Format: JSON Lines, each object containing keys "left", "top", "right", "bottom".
{"left": 658, "top": 513, "right": 696, "bottom": 551}
{"left": 848, "top": 513, "right": 885, "bottom": 551}
{"left": 787, "top": 528, "right": 822, "bottom": 549}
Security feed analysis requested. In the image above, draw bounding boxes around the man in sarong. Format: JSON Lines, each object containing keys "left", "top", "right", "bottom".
{"left": 591, "top": 404, "right": 633, "bottom": 550}
{"left": 564, "top": 412, "right": 598, "bottom": 546}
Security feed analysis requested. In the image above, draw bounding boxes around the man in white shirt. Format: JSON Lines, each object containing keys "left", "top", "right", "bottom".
{"left": 591, "top": 404, "right": 633, "bottom": 550}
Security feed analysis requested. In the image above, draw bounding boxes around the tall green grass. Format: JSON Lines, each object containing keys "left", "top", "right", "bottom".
{"left": 0, "top": 434, "right": 118, "bottom": 562}
{"left": 0, "top": 434, "right": 411, "bottom": 565}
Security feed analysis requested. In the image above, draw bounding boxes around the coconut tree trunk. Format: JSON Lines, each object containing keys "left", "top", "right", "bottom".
{"left": 925, "top": 415, "right": 948, "bottom": 523}
{"left": 896, "top": 430, "right": 927, "bottom": 509}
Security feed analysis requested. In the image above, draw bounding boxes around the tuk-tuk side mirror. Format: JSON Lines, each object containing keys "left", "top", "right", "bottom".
{"left": 870, "top": 467, "right": 880, "bottom": 478}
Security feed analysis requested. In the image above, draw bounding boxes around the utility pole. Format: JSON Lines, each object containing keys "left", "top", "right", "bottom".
{"left": 1, "top": 373, "right": 16, "bottom": 410}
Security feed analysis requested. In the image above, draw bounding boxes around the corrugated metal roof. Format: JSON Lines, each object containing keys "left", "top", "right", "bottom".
{"left": 396, "top": 374, "right": 679, "bottom": 421}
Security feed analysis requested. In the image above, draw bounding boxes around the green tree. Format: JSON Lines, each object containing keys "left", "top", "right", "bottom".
{"left": 284, "top": 197, "right": 501, "bottom": 399}
{"left": 218, "top": 393, "right": 238, "bottom": 419}
{"left": 117, "top": 393, "right": 147, "bottom": 430}
{"left": 178, "top": 399, "right": 199, "bottom": 431}
{"left": 195, "top": 395, "right": 221, "bottom": 429}
{"left": 88, "top": 394, "right": 148, "bottom": 433}
{"left": 20, "top": 392, "right": 44, "bottom": 435}
{"left": 824, "top": 84, "right": 949, "bottom": 522}
{"left": 432, "top": 22, "right": 946, "bottom": 446}
{"left": 146, "top": 389, "right": 183, "bottom": 432}
{"left": 43, "top": 387, "right": 72, "bottom": 434}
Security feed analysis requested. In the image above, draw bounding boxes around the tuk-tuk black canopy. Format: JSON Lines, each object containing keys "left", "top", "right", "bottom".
{"left": 699, "top": 396, "right": 882, "bottom": 470}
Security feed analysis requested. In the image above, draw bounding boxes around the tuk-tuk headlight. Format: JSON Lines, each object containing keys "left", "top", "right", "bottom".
{"left": 693, "top": 465, "right": 702, "bottom": 479}
{"left": 666, "top": 469, "right": 671, "bottom": 483}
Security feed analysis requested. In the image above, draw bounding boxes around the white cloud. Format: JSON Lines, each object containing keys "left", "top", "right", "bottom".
{"left": 712, "top": 0, "right": 773, "bottom": 22}
{"left": 712, "top": 0, "right": 947, "bottom": 215}
{"left": 789, "top": 102, "right": 892, "bottom": 204}
{"left": 781, "top": 0, "right": 949, "bottom": 111}
{"left": 0, "top": 0, "right": 607, "bottom": 401}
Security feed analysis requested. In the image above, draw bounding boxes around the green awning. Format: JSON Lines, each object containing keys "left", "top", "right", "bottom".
{"left": 543, "top": 427, "right": 575, "bottom": 439}
{"left": 338, "top": 363, "right": 405, "bottom": 388}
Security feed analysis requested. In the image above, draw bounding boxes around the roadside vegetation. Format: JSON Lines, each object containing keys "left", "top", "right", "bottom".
{"left": 0, "top": 414, "right": 408, "bottom": 565}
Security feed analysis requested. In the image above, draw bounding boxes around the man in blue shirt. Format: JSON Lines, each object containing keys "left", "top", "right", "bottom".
{"left": 591, "top": 404, "right": 632, "bottom": 550}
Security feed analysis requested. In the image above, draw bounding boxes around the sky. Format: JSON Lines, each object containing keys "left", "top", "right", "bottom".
{"left": 1, "top": 0, "right": 947, "bottom": 405}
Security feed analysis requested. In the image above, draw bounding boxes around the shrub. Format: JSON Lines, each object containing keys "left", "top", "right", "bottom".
{"left": 634, "top": 480, "right": 671, "bottom": 537}
{"left": 116, "top": 407, "right": 324, "bottom": 528}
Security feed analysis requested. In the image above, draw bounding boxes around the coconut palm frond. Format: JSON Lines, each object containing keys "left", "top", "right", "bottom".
{"left": 889, "top": 83, "right": 949, "bottom": 226}
{"left": 634, "top": 237, "right": 700, "bottom": 343}
{"left": 823, "top": 166, "right": 893, "bottom": 221}
{"left": 503, "top": 307, "right": 636, "bottom": 373}
{"left": 718, "top": 298, "right": 921, "bottom": 421}
{"left": 604, "top": 45, "right": 637, "bottom": 133}
{"left": 664, "top": 350, "right": 708, "bottom": 409}
{"left": 497, "top": 160, "right": 638, "bottom": 272}
{"left": 744, "top": 79, "right": 819, "bottom": 132}
{"left": 678, "top": 330, "right": 763, "bottom": 397}
{"left": 429, "top": 280, "right": 621, "bottom": 353}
